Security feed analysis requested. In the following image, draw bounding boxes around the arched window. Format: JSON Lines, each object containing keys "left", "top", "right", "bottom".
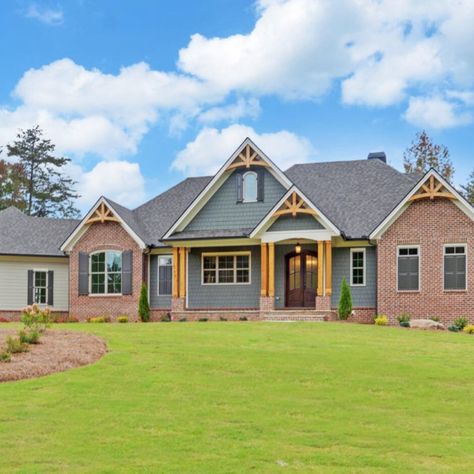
{"left": 90, "top": 250, "right": 122, "bottom": 294}
{"left": 242, "top": 171, "right": 258, "bottom": 202}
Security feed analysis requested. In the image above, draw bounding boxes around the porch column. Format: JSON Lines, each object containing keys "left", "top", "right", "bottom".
{"left": 325, "top": 240, "right": 332, "bottom": 296}
{"left": 268, "top": 242, "right": 275, "bottom": 298}
{"left": 261, "top": 243, "right": 268, "bottom": 297}
{"left": 172, "top": 247, "right": 179, "bottom": 298}
{"left": 317, "top": 241, "right": 324, "bottom": 296}
{"left": 178, "top": 247, "right": 187, "bottom": 298}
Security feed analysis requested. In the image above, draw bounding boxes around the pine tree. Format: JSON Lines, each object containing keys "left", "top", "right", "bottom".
{"left": 338, "top": 277, "right": 352, "bottom": 320}
{"left": 138, "top": 283, "right": 151, "bottom": 322}
{"left": 461, "top": 171, "right": 474, "bottom": 206}
{"left": 6, "top": 126, "right": 80, "bottom": 218}
{"left": 403, "top": 130, "right": 454, "bottom": 182}
{"left": 0, "top": 158, "right": 27, "bottom": 211}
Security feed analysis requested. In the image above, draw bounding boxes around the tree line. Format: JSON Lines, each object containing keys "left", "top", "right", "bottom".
{"left": 0, "top": 126, "right": 473, "bottom": 219}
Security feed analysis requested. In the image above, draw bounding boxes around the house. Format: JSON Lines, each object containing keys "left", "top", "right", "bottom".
{"left": 1, "top": 138, "right": 473, "bottom": 325}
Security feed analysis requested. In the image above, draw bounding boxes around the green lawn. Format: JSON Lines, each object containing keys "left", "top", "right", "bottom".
{"left": 1, "top": 322, "right": 474, "bottom": 473}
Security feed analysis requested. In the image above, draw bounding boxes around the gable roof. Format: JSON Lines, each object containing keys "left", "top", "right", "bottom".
{"left": 286, "top": 158, "right": 419, "bottom": 239}
{"left": 0, "top": 207, "right": 79, "bottom": 256}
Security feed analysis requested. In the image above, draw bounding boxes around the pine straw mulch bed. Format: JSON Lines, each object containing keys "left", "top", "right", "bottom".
{"left": 0, "top": 328, "right": 107, "bottom": 383}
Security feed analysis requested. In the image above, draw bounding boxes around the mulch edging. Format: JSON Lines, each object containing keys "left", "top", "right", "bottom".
{"left": 0, "top": 329, "right": 107, "bottom": 383}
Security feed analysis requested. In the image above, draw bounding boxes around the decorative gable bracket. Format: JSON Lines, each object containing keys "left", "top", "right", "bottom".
{"left": 85, "top": 202, "right": 120, "bottom": 225}
{"left": 272, "top": 191, "right": 317, "bottom": 218}
{"left": 227, "top": 144, "right": 270, "bottom": 171}
{"left": 409, "top": 175, "right": 456, "bottom": 202}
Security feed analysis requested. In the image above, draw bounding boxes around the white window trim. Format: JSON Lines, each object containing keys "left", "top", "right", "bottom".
{"left": 396, "top": 245, "right": 421, "bottom": 293}
{"left": 201, "top": 251, "right": 252, "bottom": 286}
{"left": 89, "top": 250, "right": 123, "bottom": 296}
{"left": 157, "top": 254, "right": 173, "bottom": 296}
{"left": 33, "top": 269, "right": 48, "bottom": 305}
{"left": 242, "top": 171, "right": 258, "bottom": 203}
{"left": 443, "top": 243, "right": 468, "bottom": 292}
{"left": 350, "top": 248, "right": 366, "bottom": 287}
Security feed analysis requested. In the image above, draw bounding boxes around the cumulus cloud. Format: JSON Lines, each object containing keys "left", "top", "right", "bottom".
{"left": 24, "top": 4, "right": 64, "bottom": 25}
{"left": 404, "top": 96, "right": 472, "bottom": 129}
{"left": 172, "top": 124, "right": 315, "bottom": 176}
{"left": 198, "top": 98, "right": 261, "bottom": 124}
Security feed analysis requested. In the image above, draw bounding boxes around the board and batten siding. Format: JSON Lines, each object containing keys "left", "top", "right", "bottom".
{"left": 149, "top": 254, "right": 172, "bottom": 309}
{"left": 187, "top": 246, "right": 261, "bottom": 309}
{"left": 184, "top": 168, "right": 286, "bottom": 232}
{"left": 0, "top": 256, "right": 69, "bottom": 311}
{"left": 331, "top": 246, "right": 376, "bottom": 308}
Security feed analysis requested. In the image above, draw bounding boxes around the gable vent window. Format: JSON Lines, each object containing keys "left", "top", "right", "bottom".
{"left": 237, "top": 170, "right": 264, "bottom": 203}
{"left": 397, "top": 246, "right": 419, "bottom": 292}
{"left": 444, "top": 245, "right": 467, "bottom": 291}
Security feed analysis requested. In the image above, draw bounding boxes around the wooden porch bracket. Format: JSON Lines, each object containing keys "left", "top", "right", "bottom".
{"left": 317, "top": 241, "right": 324, "bottom": 296}
{"left": 272, "top": 191, "right": 317, "bottom": 218}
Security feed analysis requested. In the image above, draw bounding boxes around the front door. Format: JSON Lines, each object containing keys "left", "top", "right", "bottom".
{"left": 285, "top": 251, "right": 317, "bottom": 307}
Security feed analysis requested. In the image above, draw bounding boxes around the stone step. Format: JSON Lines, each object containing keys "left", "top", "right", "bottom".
{"left": 264, "top": 314, "right": 326, "bottom": 322}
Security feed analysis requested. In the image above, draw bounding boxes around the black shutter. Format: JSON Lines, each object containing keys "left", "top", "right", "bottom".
{"left": 257, "top": 169, "right": 265, "bottom": 201}
{"left": 236, "top": 173, "right": 243, "bottom": 203}
{"left": 122, "top": 250, "right": 133, "bottom": 295}
{"left": 47, "top": 270, "right": 54, "bottom": 306}
{"left": 79, "top": 252, "right": 89, "bottom": 295}
{"left": 27, "top": 270, "right": 34, "bottom": 305}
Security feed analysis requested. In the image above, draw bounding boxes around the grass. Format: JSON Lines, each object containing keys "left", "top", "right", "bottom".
{"left": 1, "top": 322, "right": 474, "bottom": 473}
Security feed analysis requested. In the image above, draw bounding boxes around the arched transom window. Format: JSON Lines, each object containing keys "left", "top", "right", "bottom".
{"left": 90, "top": 250, "right": 122, "bottom": 294}
{"left": 242, "top": 171, "right": 258, "bottom": 202}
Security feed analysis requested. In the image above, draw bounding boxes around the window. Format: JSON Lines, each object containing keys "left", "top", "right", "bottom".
{"left": 202, "top": 253, "right": 251, "bottom": 284}
{"left": 350, "top": 248, "right": 366, "bottom": 286}
{"left": 242, "top": 171, "right": 258, "bottom": 202}
{"left": 33, "top": 270, "right": 47, "bottom": 304}
{"left": 158, "top": 255, "right": 173, "bottom": 295}
{"left": 90, "top": 251, "right": 122, "bottom": 294}
{"left": 444, "top": 245, "right": 467, "bottom": 291}
{"left": 397, "top": 246, "right": 419, "bottom": 292}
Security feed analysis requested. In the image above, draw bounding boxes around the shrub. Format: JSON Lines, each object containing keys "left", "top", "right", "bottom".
{"left": 6, "top": 336, "right": 28, "bottom": 353}
{"left": 397, "top": 313, "right": 411, "bottom": 324}
{"left": 198, "top": 318, "right": 208, "bottom": 322}
{"left": 19, "top": 329, "right": 40, "bottom": 344}
{"left": 138, "top": 283, "right": 151, "bottom": 322}
{"left": 374, "top": 315, "right": 389, "bottom": 326}
{"left": 219, "top": 316, "right": 228, "bottom": 321}
{"left": 399, "top": 321, "right": 410, "bottom": 328}
{"left": 448, "top": 325, "right": 460, "bottom": 332}
{"left": 239, "top": 316, "right": 248, "bottom": 321}
{"left": 179, "top": 317, "right": 187, "bottom": 322}
{"left": 0, "top": 316, "right": 10, "bottom": 323}
{"left": 454, "top": 316, "right": 469, "bottom": 330}
{"left": 21, "top": 304, "right": 50, "bottom": 333}
{"left": 463, "top": 325, "right": 474, "bottom": 334}
{"left": 160, "top": 313, "right": 171, "bottom": 322}
{"left": 338, "top": 277, "right": 352, "bottom": 320}
{"left": 87, "top": 316, "right": 106, "bottom": 323}
{"left": 430, "top": 316, "right": 441, "bottom": 322}
{"left": 68, "top": 316, "right": 80, "bottom": 323}
{"left": 0, "top": 350, "right": 11, "bottom": 363}
{"left": 117, "top": 316, "right": 128, "bottom": 323}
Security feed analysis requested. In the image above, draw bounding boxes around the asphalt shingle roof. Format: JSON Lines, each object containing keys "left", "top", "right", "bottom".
{"left": 0, "top": 207, "right": 79, "bottom": 256}
{"left": 286, "top": 159, "right": 419, "bottom": 238}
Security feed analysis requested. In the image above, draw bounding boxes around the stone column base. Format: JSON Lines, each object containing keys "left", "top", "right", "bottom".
{"left": 316, "top": 295, "right": 331, "bottom": 311}
{"left": 171, "top": 297, "right": 185, "bottom": 312}
{"left": 260, "top": 296, "right": 275, "bottom": 313}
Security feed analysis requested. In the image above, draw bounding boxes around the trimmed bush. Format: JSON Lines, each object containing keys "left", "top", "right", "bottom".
{"left": 6, "top": 336, "right": 28, "bottom": 353}
{"left": 179, "top": 317, "right": 187, "bottom": 322}
{"left": 454, "top": 316, "right": 469, "bottom": 330}
{"left": 239, "top": 316, "right": 248, "bottom": 321}
{"left": 198, "top": 318, "right": 208, "bottom": 322}
{"left": 219, "top": 316, "right": 228, "bottom": 321}
{"left": 463, "top": 325, "right": 474, "bottom": 334}
{"left": 399, "top": 321, "right": 410, "bottom": 328}
{"left": 338, "top": 277, "right": 352, "bottom": 320}
{"left": 138, "top": 283, "right": 151, "bottom": 322}
{"left": 397, "top": 313, "right": 411, "bottom": 325}
{"left": 160, "top": 313, "right": 171, "bottom": 322}
{"left": 448, "top": 325, "right": 460, "bottom": 332}
{"left": 117, "top": 316, "right": 128, "bottom": 323}
{"left": 374, "top": 315, "right": 388, "bottom": 326}
{"left": 87, "top": 316, "right": 106, "bottom": 323}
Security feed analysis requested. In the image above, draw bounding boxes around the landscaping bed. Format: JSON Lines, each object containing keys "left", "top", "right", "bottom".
{"left": 0, "top": 329, "right": 107, "bottom": 382}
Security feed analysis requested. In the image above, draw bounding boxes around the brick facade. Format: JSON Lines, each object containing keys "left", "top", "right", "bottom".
{"left": 69, "top": 222, "right": 145, "bottom": 321}
{"left": 377, "top": 198, "right": 474, "bottom": 326}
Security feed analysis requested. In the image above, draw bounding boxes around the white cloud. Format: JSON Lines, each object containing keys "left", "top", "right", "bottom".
{"left": 198, "top": 98, "right": 261, "bottom": 124}
{"left": 404, "top": 96, "right": 472, "bottom": 129}
{"left": 172, "top": 124, "right": 315, "bottom": 176}
{"left": 24, "top": 4, "right": 64, "bottom": 25}
{"left": 71, "top": 161, "right": 146, "bottom": 211}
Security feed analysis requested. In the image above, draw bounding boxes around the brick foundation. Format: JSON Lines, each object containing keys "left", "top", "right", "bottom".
{"left": 349, "top": 307, "right": 377, "bottom": 324}
{"left": 69, "top": 222, "right": 145, "bottom": 321}
{"left": 377, "top": 198, "right": 474, "bottom": 326}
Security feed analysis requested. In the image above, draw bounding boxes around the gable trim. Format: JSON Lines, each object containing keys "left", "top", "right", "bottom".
{"left": 370, "top": 168, "right": 474, "bottom": 240}
{"left": 250, "top": 186, "right": 340, "bottom": 238}
{"left": 162, "top": 138, "right": 293, "bottom": 239}
{"left": 60, "top": 197, "right": 147, "bottom": 252}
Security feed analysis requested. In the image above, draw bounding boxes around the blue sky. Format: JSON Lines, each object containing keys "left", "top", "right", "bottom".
{"left": 1, "top": 0, "right": 473, "bottom": 212}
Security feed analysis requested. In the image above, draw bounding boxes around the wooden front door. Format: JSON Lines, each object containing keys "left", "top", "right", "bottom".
{"left": 285, "top": 251, "right": 317, "bottom": 307}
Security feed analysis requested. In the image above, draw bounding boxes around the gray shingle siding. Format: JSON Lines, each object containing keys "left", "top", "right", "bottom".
{"left": 331, "top": 246, "right": 377, "bottom": 308}
{"left": 187, "top": 246, "right": 261, "bottom": 309}
{"left": 268, "top": 214, "right": 324, "bottom": 232}
{"left": 184, "top": 169, "right": 286, "bottom": 232}
{"left": 149, "top": 255, "right": 172, "bottom": 309}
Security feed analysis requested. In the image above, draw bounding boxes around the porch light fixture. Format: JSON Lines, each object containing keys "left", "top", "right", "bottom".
{"left": 295, "top": 242, "right": 301, "bottom": 254}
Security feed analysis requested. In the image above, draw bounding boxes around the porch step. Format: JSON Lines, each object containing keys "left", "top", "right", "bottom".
{"left": 263, "top": 313, "right": 326, "bottom": 322}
